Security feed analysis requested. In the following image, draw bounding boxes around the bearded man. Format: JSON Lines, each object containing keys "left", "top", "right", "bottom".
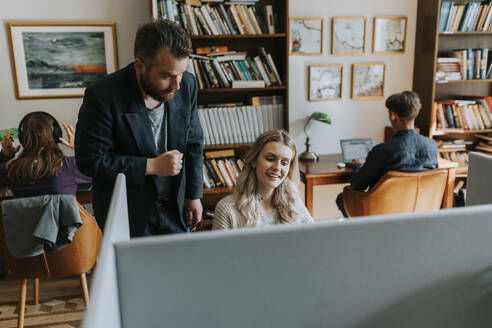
{"left": 75, "top": 20, "right": 203, "bottom": 237}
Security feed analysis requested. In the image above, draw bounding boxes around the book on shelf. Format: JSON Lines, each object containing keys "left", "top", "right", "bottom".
{"left": 203, "top": 149, "right": 244, "bottom": 189}
{"left": 198, "top": 96, "right": 283, "bottom": 146}
{"left": 437, "top": 48, "right": 491, "bottom": 81}
{"left": 188, "top": 48, "right": 281, "bottom": 89}
{"left": 440, "top": 150, "right": 469, "bottom": 169}
{"left": 153, "top": 0, "right": 277, "bottom": 36}
{"left": 439, "top": 1, "right": 492, "bottom": 32}
{"left": 434, "top": 97, "right": 492, "bottom": 131}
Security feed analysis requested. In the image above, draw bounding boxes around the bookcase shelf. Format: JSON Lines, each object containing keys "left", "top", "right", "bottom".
{"left": 439, "top": 31, "right": 492, "bottom": 36}
{"left": 203, "top": 187, "right": 234, "bottom": 195}
{"left": 433, "top": 129, "right": 492, "bottom": 135}
{"left": 414, "top": 0, "right": 492, "bottom": 182}
{"left": 150, "top": 0, "right": 289, "bottom": 211}
{"left": 435, "top": 79, "right": 492, "bottom": 84}
{"left": 198, "top": 85, "right": 286, "bottom": 93}
{"left": 204, "top": 143, "right": 252, "bottom": 151}
{"left": 191, "top": 33, "right": 286, "bottom": 39}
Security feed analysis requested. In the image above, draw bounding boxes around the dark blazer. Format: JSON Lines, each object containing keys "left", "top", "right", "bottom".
{"left": 75, "top": 63, "right": 203, "bottom": 237}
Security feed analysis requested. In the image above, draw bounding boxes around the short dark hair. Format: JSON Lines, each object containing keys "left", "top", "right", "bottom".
{"left": 134, "top": 20, "right": 192, "bottom": 68}
{"left": 385, "top": 91, "right": 422, "bottom": 121}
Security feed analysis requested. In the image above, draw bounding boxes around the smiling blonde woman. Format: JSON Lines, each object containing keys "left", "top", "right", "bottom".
{"left": 213, "top": 129, "right": 313, "bottom": 230}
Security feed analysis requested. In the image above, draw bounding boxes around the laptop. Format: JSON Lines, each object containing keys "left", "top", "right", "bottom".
{"left": 340, "top": 138, "right": 374, "bottom": 165}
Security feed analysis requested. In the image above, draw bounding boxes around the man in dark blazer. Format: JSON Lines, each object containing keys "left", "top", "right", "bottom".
{"left": 75, "top": 20, "right": 203, "bottom": 237}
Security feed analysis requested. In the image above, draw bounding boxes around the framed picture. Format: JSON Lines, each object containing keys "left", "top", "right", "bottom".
{"left": 308, "top": 64, "right": 342, "bottom": 101}
{"left": 332, "top": 17, "right": 366, "bottom": 55}
{"left": 351, "top": 63, "right": 385, "bottom": 100}
{"left": 372, "top": 16, "right": 407, "bottom": 54}
{"left": 7, "top": 22, "right": 118, "bottom": 99}
{"left": 289, "top": 18, "right": 323, "bottom": 55}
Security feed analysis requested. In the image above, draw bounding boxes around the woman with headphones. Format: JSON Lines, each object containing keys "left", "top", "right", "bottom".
{"left": 0, "top": 111, "right": 91, "bottom": 197}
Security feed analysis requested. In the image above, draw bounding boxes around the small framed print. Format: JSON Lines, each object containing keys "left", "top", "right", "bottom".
{"left": 372, "top": 16, "right": 407, "bottom": 54}
{"left": 351, "top": 63, "right": 385, "bottom": 100}
{"left": 332, "top": 17, "right": 366, "bottom": 55}
{"left": 308, "top": 64, "right": 342, "bottom": 101}
{"left": 7, "top": 22, "right": 118, "bottom": 99}
{"left": 289, "top": 17, "right": 323, "bottom": 55}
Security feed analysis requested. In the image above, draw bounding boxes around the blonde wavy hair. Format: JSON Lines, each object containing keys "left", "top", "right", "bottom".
{"left": 233, "top": 129, "right": 304, "bottom": 227}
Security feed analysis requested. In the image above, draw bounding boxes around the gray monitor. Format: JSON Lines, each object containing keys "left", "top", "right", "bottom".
{"left": 466, "top": 152, "right": 492, "bottom": 206}
{"left": 113, "top": 205, "right": 492, "bottom": 328}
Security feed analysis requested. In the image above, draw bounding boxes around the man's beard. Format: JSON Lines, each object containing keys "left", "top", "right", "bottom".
{"left": 140, "top": 72, "right": 176, "bottom": 103}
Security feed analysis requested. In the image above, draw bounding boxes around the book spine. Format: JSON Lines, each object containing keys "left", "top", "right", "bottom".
{"left": 212, "top": 59, "right": 230, "bottom": 87}
{"left": 197, "top": 109, "right": 210, "bottom": 146}
{"left": 210, "top": 159, "right": 226, "bottom": 186}
{"left": 481, "top": 47, "right": 488, "bottom": 79}
{"left": 227, "top": 4, "right": 246, "bottom": 34}
{"left": 218, "top": 3, "right": 237, "bottom": 34}
{"left": 253, "top": 56, "right": 272, "bottom": 86}
{"left": 264, "top": 4, "right": 275, "bottom": 33}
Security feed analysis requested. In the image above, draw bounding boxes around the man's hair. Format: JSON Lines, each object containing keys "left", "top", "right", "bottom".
{"left": 134, "top": 20, "right": 192, "bottom": 68}
{"left": 385, "top": 91, "right": 422, "bottom": 121}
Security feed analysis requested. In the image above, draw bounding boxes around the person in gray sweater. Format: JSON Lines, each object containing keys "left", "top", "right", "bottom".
{"left": 213, "top": 130, "right": 313, "bottom": 230}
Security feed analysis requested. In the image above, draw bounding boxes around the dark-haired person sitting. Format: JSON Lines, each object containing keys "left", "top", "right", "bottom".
{"left": 0, "top": 112, "right": 91, "bottom": 197}
{"left": 336, "top": 91, "right": 438, "bottom": 217}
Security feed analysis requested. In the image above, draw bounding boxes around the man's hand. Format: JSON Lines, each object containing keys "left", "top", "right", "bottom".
{"left": 146, "top": 150, "right": 183, "bottom": 176}
{"left": 59, "top": 123, "right": 75, "bottom": 150}
{"left": 352, "top": 158, "right": 364, "bottom": 165}
{"left": 0, "top": 130, "right": 20, "bottom": 158}
{"left": 185, "top": 198, "right": 202, "bottom": 228}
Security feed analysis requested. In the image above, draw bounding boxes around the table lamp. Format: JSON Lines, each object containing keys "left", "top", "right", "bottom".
{"left": 299, "top": 112, "right": 331, "bottom": 162}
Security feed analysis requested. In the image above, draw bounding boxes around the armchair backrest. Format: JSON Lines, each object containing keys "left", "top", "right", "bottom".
{"left": 343, "top": 168, "right": 448, "bottom": 217}
{"left": 0, "top": 199, "right": 102, "bottom": 279}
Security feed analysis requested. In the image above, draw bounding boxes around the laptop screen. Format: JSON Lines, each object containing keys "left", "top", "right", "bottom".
{"left": 340, "top": 138, "right": 374, "bottom": 163}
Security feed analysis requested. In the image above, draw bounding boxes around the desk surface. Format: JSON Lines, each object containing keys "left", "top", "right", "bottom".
{"left": 299, "top": 154, "right": 352, "bottom": 179}
{"left": 298, "top": 154, "right": 457, "bottom": 215}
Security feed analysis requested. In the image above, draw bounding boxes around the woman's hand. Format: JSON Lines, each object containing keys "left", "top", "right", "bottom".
{"left": 1, "top": 130, "right": 20, "bottom": 158}
{"left": 59, "top": 123, "right": 75, "bottom": 150}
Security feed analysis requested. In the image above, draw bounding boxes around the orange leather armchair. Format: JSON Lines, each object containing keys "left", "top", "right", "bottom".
{"left": 342, "top": 168, "right": 448, "bottom": 217}
{"left": 0, "top": 202, "right": 102, "bottom": 328}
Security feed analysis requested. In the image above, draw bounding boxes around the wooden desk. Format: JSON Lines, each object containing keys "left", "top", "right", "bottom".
{"left": 0, "top": 190, "right": 93, "bottom": 204}
{"left": 299, "top": 154, "right": 457, "bottom": 215}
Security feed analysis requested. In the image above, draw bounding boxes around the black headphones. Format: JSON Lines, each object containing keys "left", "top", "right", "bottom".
{"left": 18, "top": 111, "right": 62, "bottom": 146}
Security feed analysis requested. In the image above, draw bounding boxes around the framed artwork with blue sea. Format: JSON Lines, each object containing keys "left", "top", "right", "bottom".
{"left": 8, "top": 22, "right": 118, "bottom": 99}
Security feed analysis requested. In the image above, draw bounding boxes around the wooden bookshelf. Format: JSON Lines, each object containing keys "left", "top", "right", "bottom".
{"left": 413, "top": 0, "right": 492, "bottom": 179}
{"left": 150, "top": 0, "right": 289, "bottom": 200}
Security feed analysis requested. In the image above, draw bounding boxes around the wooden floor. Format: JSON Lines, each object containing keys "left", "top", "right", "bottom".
{"left": 0, "top": 274, "right": 90, "bottom": 327}
{"left": 0, "top": 274, "right": 89, "bottom": 304}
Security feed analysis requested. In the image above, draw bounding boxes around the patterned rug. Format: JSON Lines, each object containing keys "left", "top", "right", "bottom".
{"left": 0, "top": 297, "right": 84, "bottom": 328}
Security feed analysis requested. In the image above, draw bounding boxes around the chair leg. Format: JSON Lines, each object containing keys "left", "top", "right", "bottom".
{"left": 79, "top": 273, "right": 89, "bottom": 306}
{"left": 33, "top": 278, "right": 39, "bottom": 305}
{"left": 18, "top": 279, "right": 27, "bottom": 328}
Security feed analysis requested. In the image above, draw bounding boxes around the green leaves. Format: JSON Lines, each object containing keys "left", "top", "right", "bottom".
{"left": 310, "top": 112, "right": 331, "bottom": 125}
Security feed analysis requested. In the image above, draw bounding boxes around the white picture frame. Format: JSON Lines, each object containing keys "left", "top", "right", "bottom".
{"left": 289, "top": 18, "right": 323, "bottom": 55}
{"left": 8, "top": 22, "right": 119, "bottom": 99}
{"left": 309, "top": 64, "right": 343, "bottom": 101}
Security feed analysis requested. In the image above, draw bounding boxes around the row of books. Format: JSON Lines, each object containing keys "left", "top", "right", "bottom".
{"left": 188, "top": 47, "right": 282, "bottom": 89}
{"left": 436, "top": 48, "right": 490, "bottom": 81}
{"left": 439, "top": 1, "right": 492, "bottom": 32}
{"left": 440, "top": 150, "right": 469, "bottom": 169}
{"left": 202, "top": 149, "right": 244, "bottom": 189}
{"left": 154, "top": 0, "right": 276, "bottom": 35}
{"left": 436, "top": 135, "right": 473, "bottom": 151}
{"left": 435, "top": 97, "right": 492, "bottom": 131}
{"left": 474, "top": 133, "right": 492, "bottom": 154}
{"left": 198, "top": 103, "right": 284, "bottom": 146}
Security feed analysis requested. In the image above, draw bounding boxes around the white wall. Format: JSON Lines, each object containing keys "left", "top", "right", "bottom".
{"left": 0, "top": 0, "right": 149, "bottom": 132}
{"left": 289, "top": 0, "right": 418, "bottom": 155}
